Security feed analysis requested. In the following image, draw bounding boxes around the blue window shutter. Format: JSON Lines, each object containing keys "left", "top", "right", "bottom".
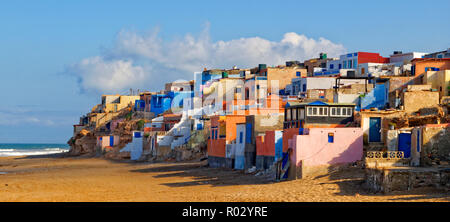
{"left": 239, "top": 132, "right": 243, "bottom": 144}
{"left": 328, "top": 133, "right": 334, "bottom": 143}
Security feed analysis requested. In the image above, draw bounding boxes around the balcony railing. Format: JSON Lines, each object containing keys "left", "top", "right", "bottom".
{"left": 366, "top": 151, "right": 404, "bottom": 159}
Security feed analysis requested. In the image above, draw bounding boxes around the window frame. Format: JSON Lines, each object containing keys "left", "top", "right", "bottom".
{"left": 330, "top": 107, "right": 353, "bottom": 117}
{"left": 307, "top": 106, "right": 328, "bottom": 117}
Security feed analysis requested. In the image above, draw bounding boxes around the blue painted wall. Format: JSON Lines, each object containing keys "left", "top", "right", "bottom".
{"left": 150, "top": 94, "right": 172, "bottom": 116}
{"left": 150, "top": 91, "right": 194, "bottom": 116}
{"left": 359, "top": 82, "right": 388, "bottom": 110}
{"left": 274, "top": 131, "right": 283, "bottom": 161}
{"left": 134, "top": 99, "right": 145, "bottom": 111}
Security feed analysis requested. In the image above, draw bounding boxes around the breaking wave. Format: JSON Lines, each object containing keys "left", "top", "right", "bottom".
{"left": 0, "top": 144, "right": 69, "bottom": 157}
{"left": 0, "top": 148, "right": 69, "bottom": 157}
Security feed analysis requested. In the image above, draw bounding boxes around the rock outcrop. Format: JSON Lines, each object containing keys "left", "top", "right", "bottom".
{"left": 67, "top": 129, "right": 97, "bottom": 156}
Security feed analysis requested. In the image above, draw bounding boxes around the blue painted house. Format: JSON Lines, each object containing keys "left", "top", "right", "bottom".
{"left": 150, "top": 91, "right": 194, "bottom": 116}
{"left": 359, "top": 80, "right": 389, "bottom": 111}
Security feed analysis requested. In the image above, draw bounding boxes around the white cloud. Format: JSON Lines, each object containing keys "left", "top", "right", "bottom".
{"left": 67, "top": 56, "right": 146, "bottom": 94}
{"left": 67, "top": 25, "right": 346, "bottom": 94}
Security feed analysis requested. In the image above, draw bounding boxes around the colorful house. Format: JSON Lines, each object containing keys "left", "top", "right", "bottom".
{"left": 284, "top": 101, "right": 356, "bottom": 129}
{"left": 255, "top": 130, "right": 283, "bottom": 170}
{"left": 411, "top": 58, "right": 450, "bottom": 76}
{"left": 208, "top": 115, "right": 255, "bottom": 169}
{"left": 150, "top": 91, "right": 194, "bottom": 116}
{"left": 120, "top": 131, "right": 144, "bottom": 160}
{"left": 289, "top": 127, "right": 363, "bottom": 179}
{"left": 97, "top": 135, "right": 120, "bottom": 149}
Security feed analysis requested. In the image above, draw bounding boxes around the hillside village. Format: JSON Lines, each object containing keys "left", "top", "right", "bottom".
{"left": 68, "top": 49, "right": 450, "bottom": 193}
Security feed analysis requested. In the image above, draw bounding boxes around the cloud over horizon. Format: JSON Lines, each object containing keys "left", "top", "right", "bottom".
{"left": 67, "top": 25, "right": 347, "bottom": 94}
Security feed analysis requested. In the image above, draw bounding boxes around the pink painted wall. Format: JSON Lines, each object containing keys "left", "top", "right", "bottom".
{"left": 293, "top": 128, "right": 363, "bottom": 167}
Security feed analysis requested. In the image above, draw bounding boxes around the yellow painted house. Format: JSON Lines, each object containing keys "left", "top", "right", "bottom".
{"left": 424, "top": 70, "right": 450, "bottom": 100}
{"left": 87, "top": 95, "right": 140, "bottom": 128}
{"left": 101, "top": 95, "right": 140, "bottom": 113}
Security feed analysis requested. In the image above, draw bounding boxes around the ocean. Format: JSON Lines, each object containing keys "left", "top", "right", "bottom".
{"left": 0, "top": 143, "right": 70, "bottom": 157}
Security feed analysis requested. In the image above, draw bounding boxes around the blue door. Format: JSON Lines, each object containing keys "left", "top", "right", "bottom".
{"left": 245, "top": 123, "right": 252, "bottom": 144}
{"left": 110, "top": 136, "right": 114, "bottom": 146}
{"left": 398, "top": 133, "right": 411, "bottom": 158}
{"left": 369, "top": 117, "right": 381, "bottom": 142}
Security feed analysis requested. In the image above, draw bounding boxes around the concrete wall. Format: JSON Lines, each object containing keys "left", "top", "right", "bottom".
{"left": 402, "top": 90, "right": 439, "bottom": 114}
{"left": 292, "top": 128, "right": 363, "bottom": 178}
{"left": 334, "top": 93, "right": 360, "bottom": 105}
{"left": 420, "top": 124, "right": 450, "bottom": 166}
{"left": 254, "top": 113, "right": 284, "bottom": 134}
{"left": 266, "top": 67, "right": 307, "bottom": 93}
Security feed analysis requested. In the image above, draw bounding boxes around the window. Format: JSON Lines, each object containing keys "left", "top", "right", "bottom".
{"left": 330, "top": 107, "right": 353, "bottom": 117}
{"left": 330, "top": 64, "right": 334, "bottom": 69}
{"left": 343, "top": 61, "right": 347, "bottom": 69}
{"left": 296, "top": 71, "right": 301, "bottom": 76}
{"left": 239, "top": 132, "right": 243, "bottom": 144}
{"left": 292, "top": 109, "right": 297, "bottom": 120}
{"left": 348, "top": 60, "right": 352, "bottom": 69}
{"left": 353, "top": 59, "right": 357, "bottom": 68}
{"left": 286, "top": 109, "right": 291, "bottom": 121}
{"left": 328, "top": 133, "right": 334, "bottom": 143}
{"left": 339, "top": 64, "right": 342, "bottom": 69}
{"left": 307, "top": 106, "right": 328, "bottom": 116}
{"left": 302, "top": 84, "right": 306, "bottom": 92}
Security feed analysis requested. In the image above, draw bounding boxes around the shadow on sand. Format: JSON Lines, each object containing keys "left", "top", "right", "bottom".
{"left": 130, "top": 160, "right": 273, "bottom": 187}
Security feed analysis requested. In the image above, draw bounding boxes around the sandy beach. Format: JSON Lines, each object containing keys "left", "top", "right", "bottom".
{"left": 0, "top": 154, "right": 449, "bottom": 202}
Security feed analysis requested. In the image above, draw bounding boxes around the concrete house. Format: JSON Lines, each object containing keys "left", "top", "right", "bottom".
{"left": 284, "top": 101, "right": 356, "bottom": 129}
{"left": 411, "top": 58, "right": 450, "bottom": 76}
{"left": 208, "top": 115, "right": 255, "bottom": 169}
{"left": 255, "top": 130, "right": 283, "bottom": 170}
{"left": 289, "top": 127, "right": 363, "bottom": 179}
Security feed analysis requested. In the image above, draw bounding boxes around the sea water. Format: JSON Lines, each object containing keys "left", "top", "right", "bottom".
{"left": 0, "top": 143, "right": 69, "bottom": 157}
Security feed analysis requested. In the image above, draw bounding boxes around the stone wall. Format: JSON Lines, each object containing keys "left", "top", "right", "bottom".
{"left": 421, "top": 124, "right": 450, "bottom": 166}
{"left": 365, "top": 167, "right": 450, "bottom": 193}
{"left": 402, "top": 90, "right": 439, "bottom": 114}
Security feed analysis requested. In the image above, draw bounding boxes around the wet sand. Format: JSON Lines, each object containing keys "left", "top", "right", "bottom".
{"left": 0, "top": 154, "right": 449, "bottom": 202}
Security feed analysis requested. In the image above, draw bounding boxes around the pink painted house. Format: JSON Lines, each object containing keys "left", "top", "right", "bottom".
{"left": 289, "top": 127, "right": 363, "bottom": 179}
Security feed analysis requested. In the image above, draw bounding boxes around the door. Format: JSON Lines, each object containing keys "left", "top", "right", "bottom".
{"left": 369, "top": 117, "right": 381, "bottom": 142}
{"left": 110, "top": 136, "right": 114, "bottom": 146}
{"left": 398, "top": 133, "right": 411, "bottom": 158}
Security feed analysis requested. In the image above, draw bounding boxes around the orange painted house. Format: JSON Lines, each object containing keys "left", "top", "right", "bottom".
{"left": 208, "top": 115, "right": 252, "bottom": 168}
{"left": 412, "top": 58, "right": 450, "bottom": 76}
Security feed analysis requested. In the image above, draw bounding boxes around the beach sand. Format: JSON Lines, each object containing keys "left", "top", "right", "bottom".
{"left": 0, "top": 154, "right": 449, "bottom": 202}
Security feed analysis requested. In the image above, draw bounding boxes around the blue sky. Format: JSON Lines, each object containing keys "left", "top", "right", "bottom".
{"left": 0, "top": 0, "right": 449, "bottom": 143}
